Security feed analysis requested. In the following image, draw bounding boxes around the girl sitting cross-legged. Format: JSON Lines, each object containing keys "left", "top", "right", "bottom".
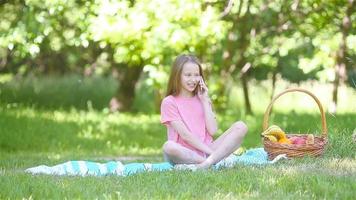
{"left": 160, "top": 54, "right": 248, "bottom": 169}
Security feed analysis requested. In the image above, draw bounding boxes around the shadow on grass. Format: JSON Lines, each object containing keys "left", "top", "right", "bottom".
{"left": 0, "top": 111, "right": 166, "bottom": 157}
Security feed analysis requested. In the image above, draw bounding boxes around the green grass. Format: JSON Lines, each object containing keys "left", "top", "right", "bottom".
{"left": 0, "top": 74, "right": 118, "bottom": 110}
{"left": 0, "top": 76, "right": 355, "bottom": 199}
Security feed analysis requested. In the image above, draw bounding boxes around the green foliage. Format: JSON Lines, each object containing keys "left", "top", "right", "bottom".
{"left": 239, "top": 0, "right": 356, "bottom": 86}
{"left": 1, "top": 0, "right": 355, "bottom": 111}
{"left": 87, "top": 0, "right": 229, "bottom": 101}
{"left": 348, "top": 67, "right": 356, "bottom": 88}
{"left": 89, "top": 0, "right": 227, "bottom": 62}
{"left": 0, "top": 0, "right": 95, "bottom": 74}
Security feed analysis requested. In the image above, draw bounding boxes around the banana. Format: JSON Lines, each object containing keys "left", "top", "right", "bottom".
{"left": 278, "top": 137, "right": 292, "bottom": 144}
{"left": 262, "top": 125, "right": 291, "bottom": 144}
{"left": 264, "top": 135, "right": 278, "bottom": 142}
{"left": 261, "top": 125, "right": 280, "bottom": 134}
{"left": 262, "top": 126, "right": 285, "bottom": 140}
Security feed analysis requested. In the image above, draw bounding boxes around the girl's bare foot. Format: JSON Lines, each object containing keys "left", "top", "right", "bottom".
{"left": 196, "top": 159, "right": 214, "bottom": 169}
{"left": 174, "top": 164, "right": 197, "bottom": 171}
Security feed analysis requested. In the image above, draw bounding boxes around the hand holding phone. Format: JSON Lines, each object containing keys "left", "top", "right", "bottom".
{"left": 199, "top": 79, "right": 203, "bottom": 92}
{"left": 197, "top": 77, "right": 210, "bottom": 103}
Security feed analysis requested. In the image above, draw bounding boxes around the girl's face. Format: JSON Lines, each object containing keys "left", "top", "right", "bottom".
{"left": 180, "top": 62, "right": 201, "bottom": 96}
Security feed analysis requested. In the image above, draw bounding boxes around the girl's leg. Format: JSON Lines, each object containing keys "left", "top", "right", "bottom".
{"left": 196, "top": 121, "right": 248, "bottom": 169}
{"left": 163, "top": 141, "right": 206, "bottom": 164}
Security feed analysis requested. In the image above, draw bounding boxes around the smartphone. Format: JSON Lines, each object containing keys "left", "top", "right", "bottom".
{"left": 199, "top": 79, "right": 204, "bottom": 92}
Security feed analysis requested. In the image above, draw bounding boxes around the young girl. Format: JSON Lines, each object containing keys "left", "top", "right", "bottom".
{"left": 160, "top": 54, "right": 248, "bottom": 169}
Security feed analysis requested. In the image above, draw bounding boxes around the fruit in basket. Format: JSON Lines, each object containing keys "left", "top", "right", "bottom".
{"left": 262, "top": 125, "right": 285, "bottom": 139}
{"left": 262, "top": 125, "right": 291, "bottom": 144}
{"left": 289, "top": 136, "right": 306, "bottom": 145}
{"left": 278, "top": 137, "right": 292, "bottom": 144}
{"left": 264, "top": 135, "right": 278, "bottom": 142}
{"left": 306, "top": 134, "right": 314, "bottom": 144}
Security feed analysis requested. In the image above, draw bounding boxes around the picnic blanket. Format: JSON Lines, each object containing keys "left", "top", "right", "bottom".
{"left": 25, "top": 148, "right": 287, "bottom": 176}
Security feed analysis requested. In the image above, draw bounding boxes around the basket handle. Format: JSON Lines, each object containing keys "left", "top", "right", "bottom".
{"left": 262, "top": 88, "right": 327, "bottom": 138}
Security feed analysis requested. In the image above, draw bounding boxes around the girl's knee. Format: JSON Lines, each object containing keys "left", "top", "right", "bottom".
{"left": 162, "top": 141, "right": 179, "bottom": 156}
{"left": 232, "top": 121, "right": 248, "bottom": 136}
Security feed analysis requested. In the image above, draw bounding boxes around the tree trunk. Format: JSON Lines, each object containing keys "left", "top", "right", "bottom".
{"left": 217, "top": 0, "right": 254, "bottom": 114}
{"left": 241, "top": 72, "right": 253, "bottom": 115}
{"left": 271, "top": 70, "right": 277, "bottom": 100}
{"left": 232, "top": 1, "right": 253, "bottom": 115}
{"left": 215, "top": 0, "right": 245, "bottom": 110}
{"left": 110, "top": 65, "right": 144, "bottom": 112}
{"left": 331, "top": 0, "right": 355, "bottom": 113}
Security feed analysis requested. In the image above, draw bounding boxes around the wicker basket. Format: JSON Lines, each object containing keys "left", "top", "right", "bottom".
{"left": 262, "top": 88, "right": 328, "bottom": 160}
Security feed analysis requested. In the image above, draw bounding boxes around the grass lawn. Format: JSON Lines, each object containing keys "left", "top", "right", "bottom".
{"left": 0, "top": 76, "right": 355, "bottom": 199}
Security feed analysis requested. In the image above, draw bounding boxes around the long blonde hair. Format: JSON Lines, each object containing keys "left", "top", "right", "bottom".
{"left": 166, "top": 54, "right": 205, "bottom": 96}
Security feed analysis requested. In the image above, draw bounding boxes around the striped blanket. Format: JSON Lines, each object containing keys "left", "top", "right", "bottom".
{"left": 25, "top": 148, "right": 286, "bottom": 176}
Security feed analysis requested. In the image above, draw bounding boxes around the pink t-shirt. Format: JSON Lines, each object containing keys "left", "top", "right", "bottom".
{"left": 160, "top": 95, "right": 213, "bottom": 156}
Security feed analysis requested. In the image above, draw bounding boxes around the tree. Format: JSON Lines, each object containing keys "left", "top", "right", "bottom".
{"left": 331, "top": 0, "right": 355, "bottom": 113}
{"left": 88, "top": 0, "right": 227, "bottom": 111}
{"left": 287, "top": 0, "right": 356, "bottom": 113}
{"left": 0, "top": 0, "right": 97, "bottom": 75}
{"left": 215, "top": 0, "right": 297, "bottom": 114}
{"left": 0, "top": 0, "right": 228, "bottom": 111}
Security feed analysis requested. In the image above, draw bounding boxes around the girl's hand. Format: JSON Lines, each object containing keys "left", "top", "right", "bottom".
{"left": 197, "top": 77, "right": 210, "bottom": 103}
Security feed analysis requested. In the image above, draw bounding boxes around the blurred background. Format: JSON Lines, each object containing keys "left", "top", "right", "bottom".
{"left": 0, "top": 3, "right": 355, "bottom": 198}
{"left": 0, "top": 0, "right": 355, "bottom": 114}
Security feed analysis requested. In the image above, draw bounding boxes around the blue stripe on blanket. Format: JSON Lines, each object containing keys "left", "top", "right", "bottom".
{"left": 86, "top": 161, "right": 99, "bottom": 175}
{"left": 124, "top": 163, "right": 145, "bottom": 176}
{"left": 106, "top": 161, "right": 118, "bottom": 173}
{"left": 71, "top": 161, "right": 80, "bottom": 174}
{"left": 24, "top": 148, "right": 286, "bottom": 176}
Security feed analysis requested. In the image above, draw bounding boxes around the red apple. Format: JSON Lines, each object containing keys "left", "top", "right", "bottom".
{"left": 289, "top": 137, "right": 306, "bottom": 145}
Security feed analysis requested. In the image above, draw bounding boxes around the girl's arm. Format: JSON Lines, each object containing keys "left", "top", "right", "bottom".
{"left": 198, "top": 78, "right": 218, "bottom": 136}
{"left": 170, "top": 121, "right": 213, "bottom": 155}
{"left": 201, "top": 99, "right": 218, "bottom": 136}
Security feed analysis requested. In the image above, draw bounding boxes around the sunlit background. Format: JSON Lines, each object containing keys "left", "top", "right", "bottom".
{"left": 0, "top": 0, "right": 355, "bottom": 114}
{"left": 0, "top": 1, "right": 355, "bottom": 199}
